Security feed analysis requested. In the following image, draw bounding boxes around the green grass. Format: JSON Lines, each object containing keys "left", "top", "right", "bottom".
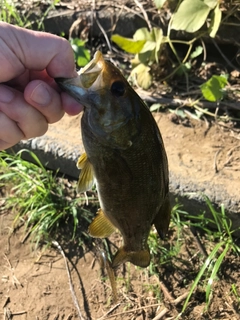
{"left": 0, "top": 149, "right": 94, "bottom": 248}
{"left": 0, "top": 0, "right": 60, "bottom": 30}
{"left": 143, "top": 199, "right": 240, "bottom": 317}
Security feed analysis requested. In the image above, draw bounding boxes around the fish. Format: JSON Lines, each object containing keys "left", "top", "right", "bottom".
{"left": 56, "top": 51, "right": 171, "bottom": 268}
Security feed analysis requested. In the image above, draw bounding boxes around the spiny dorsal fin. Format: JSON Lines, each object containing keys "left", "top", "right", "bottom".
{"left": 89, "top": 208, "right": 116, "bottom": 238}
{"left": 77, "top": 153, "right": 95, "bottom": 193}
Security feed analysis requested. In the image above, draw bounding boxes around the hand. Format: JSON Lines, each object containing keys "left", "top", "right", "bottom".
{"left": 0, "top": 22, "right": 83, "bottom": 150}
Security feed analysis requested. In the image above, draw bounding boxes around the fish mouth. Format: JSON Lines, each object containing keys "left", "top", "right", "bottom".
{"left": 79, "top": 51, "right": 104, "bottom": 88}
{"left": 55, "top": 51, "right": 104, "bottom": 102}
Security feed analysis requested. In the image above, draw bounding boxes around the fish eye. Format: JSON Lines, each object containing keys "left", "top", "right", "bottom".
{"left": 110, "top": 81, "right": 125, "bottom": 97}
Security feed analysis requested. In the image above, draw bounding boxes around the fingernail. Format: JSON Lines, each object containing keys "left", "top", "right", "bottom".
{"left": 30, "top": 83, "right": 51, "bottom": 105}
{"left": 0, "top": 85, "right": 15, "bottom": 103}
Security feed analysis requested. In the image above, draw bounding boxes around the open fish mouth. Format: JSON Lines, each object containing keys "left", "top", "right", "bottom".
{"left": 78, "top": 51, "right": 104, "bottom": 88}
{"left": 55, "top": 51, "right": 104, "bottom": 94}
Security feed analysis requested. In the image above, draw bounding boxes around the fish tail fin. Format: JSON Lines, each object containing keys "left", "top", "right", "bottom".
{"left": 112, "top": 247, "right": 150, "bottom": 268}
{"left": 153, "top": 194, "right": 171, "bottom": 239}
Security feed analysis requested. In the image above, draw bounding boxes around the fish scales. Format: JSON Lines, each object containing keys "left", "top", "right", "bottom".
{"left": 56, "top": 51, "right": 171, "bottom": 268}
{"left": 82, "top": 105, "right": 166, "bottom": 246}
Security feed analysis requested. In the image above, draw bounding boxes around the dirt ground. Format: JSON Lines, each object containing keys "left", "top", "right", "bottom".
{"left": 0, "top": 204, "right": 239, "bottom": 320}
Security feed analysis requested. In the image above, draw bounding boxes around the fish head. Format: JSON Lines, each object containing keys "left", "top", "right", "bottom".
{"left": 56, "top": 51, "right": 141, "bottom": 147}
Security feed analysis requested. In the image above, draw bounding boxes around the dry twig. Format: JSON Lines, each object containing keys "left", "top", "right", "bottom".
{"left": 52, "top": 241, "right": 86, "bottom": 320}
{"left": 159, "top": 281, "right": 174, "bottom": 302}
{"left": 213, "top": 149, "right": 222, "bottom": 173}
{"left": 133, "top": 0, "right": 152, "bottom": 31}
{"left": 3, "top": 254, "right": 22, "bottom": 288}
{"left": 97, "top": 303, "right": 162, "bottom": 319}
{"left": 97, "top": 303, "right": 121, "bottom": 320}
{"left": 152, "top": 292, "right": 189, "bottom": 320}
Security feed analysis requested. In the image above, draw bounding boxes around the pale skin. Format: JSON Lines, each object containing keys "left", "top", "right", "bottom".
{"left": 0, "top": 22, "right": 83, "bottom": 150}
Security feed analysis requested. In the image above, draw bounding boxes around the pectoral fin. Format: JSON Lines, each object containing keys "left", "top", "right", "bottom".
{"left": 76, "top": 153, "right": 95, "bottom": 193}
{"left": 153, "top": 194, "right": 171, "bottom": 239}
{"left": 112, "top": 247, "right": 150, "bottom": 268}
{"left": 89, "top": 208, "right": 116, "bottom": 238}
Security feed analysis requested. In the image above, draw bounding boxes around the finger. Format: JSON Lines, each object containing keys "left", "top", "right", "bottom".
{"left": 0, "top": 22, "right": 77, "bottom": 82}
{"left": 61, "top": 92, "right": 84, "bottom": 116}
{"left": 0, "top": 84, "right": 48, "bottom": 139}
{"left": 6, "top": 69, "right": 59, "bottom": 93}
{"left": 0, "top": 112, "right": 24, "bottom": 150}
{"left": 24, "top": 80, "right": 65, "bottom": 124}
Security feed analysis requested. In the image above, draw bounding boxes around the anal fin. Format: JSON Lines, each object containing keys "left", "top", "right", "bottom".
{"left": 89, "top": 208, "right": 116, "bottom": 238}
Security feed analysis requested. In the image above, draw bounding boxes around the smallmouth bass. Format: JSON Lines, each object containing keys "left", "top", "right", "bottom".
{"left": 56, "top": 51, "right": 171, "bottom": 268}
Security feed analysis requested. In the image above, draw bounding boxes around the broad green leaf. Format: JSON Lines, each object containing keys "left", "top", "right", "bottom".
{"left": 77, "top": 54, "right": 90, "bottom": 67}
{"left": 130, "top": 64, "right": 152, "bottom": 89}
{"left": 111, "top": 34, "right": 145, "bottom": 54}
{"left": 138, "top": 50, "right": 155, "bottom": 64}
{"left": 133, "top": 28, "right": 152, "bottom": 41}
{"left": 153, "top": 0, "right": 167, "bottom": 9}
{"left": 190, "top": 46, "right": 203, "bottom": 59}
{"left": 209, "top": 4, "right": 222, "bottom": 38}
{"left": 204, "top": 0, "right": 218, "bottom": 9}
{"left": 171, "top": 0, "right": 211, "bottom": 33}
{"left": 70, "top": 38, "right": 90, "bottom": 67}
{"left": 137, "top": 28, "right": 163, "bottom": 64}
{"left": 200, "top": 75, "right": 228, "bottom": 102}
{"left": 141, "top": 40, "right": 156, "bottom": 53}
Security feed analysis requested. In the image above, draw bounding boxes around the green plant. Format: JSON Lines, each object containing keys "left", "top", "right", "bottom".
{"left": 69, "top": 38, "right": 91, "bottom": 67}
{"left": 153, "top": 0, "right": 167, "bottom": 9}
{"left": 176, "top": 197, "right": 240, "bottom": 315}
{"left": 111, "top": 0, "right": 223, "bottom": 89}
{"left": 0, "top": 149, "right": 94, "bottom": 247}
{"left": 231, "top": 284, "right": 240, "bottom": 305}
{"left": 142, "top": 197, "right": 239, "bottom": 316}
{"left": 0, "top": 0, "right": 60, "bottom": 30}
{"left": 0, "top": 0, "right": 30, "bottom": 27}
{"left": 144, "top": 283, "right": 162, "bottom": 301}
{"left": 200, "top": 74, "right": 228, "bottom": 102}
{"left": 111, "top": 27, "right": 164, "bottom": 89}
{"left": 171, "top": 0, "right": 221, "bottom": 37}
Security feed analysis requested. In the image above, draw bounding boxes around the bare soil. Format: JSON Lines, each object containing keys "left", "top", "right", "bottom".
{"left": 0, "top": 195, "right": 239, "bottom": 320}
